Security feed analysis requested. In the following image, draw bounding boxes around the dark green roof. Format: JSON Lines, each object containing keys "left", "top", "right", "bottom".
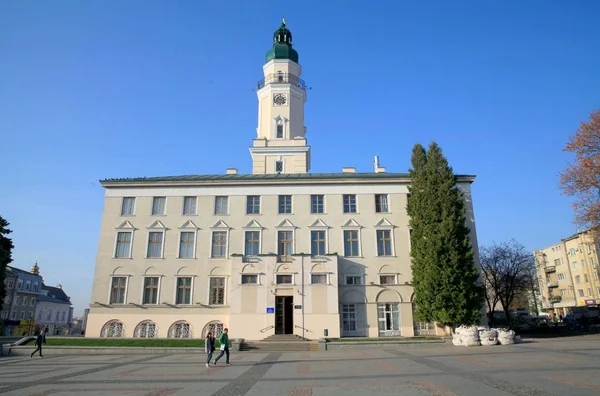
{"left": 101, "top": 172, "right": 476, "bottom": 185}
{"left": 266, "top": 18, "right": 299, "bottom": 63}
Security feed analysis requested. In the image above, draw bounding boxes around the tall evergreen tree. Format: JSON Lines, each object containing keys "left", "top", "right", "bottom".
{"left": 407, "top": 142, "right": 483, "bottom": 327}
{"left": 0, "top": 216, "right": 14, "bottom": 307}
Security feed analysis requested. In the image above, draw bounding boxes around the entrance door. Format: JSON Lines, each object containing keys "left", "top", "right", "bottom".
{"left": 275, "top": 296, "right": 294, "bottom": 334}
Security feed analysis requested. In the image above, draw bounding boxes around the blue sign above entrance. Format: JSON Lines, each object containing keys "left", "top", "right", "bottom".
{"left": 266, "top": 307, "right": 275, "bottom": 314}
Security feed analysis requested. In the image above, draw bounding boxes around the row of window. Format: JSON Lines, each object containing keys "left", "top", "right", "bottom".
{"left": 575, "top": 273, "right": 600, "bottom": 284}
{"left": 571, "top": 258, "right": 597, "bottom": 270}
{"left": 3, "top": 279, "right": 40, "bottom": 292}
{"left": 114, "top": 228, "right": 396, "bottom": 259}
{"left": 560, "top": 287, "right": 600, "bottom": 297}
{"left": 108, "top": 273, "right": 399, "bottom": 305}
{"left": 1, "top": 310, "right": 34, "bottom": 320}
{"left": 4, "top": 295, "right": 36, "bottom": 306}
{"left": 101, "top": 319, "right": 224, "bottom": 339}
{"left": 121, "top": 194, "right": 392, "bottom": 216}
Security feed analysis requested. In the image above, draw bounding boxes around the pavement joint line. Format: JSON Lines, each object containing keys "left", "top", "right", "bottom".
{"left": 0, "top": 354, "right": 165, "bottom": 395}
{"left": 386, "top": 349, "right": 556, "bottom": 396}
{"left": 210, "top": 352, "right": 281, "bottom": 396}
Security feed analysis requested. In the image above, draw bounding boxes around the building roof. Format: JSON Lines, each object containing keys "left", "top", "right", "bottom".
{"left": 101, "top": 172, "right": 476, "bottom": 187}
{"left": 37, "top": 294, "right": 71, "bottom": 305}
{"left": 7, "top": 265, "right": 41, "bottom": 278}
{"left": 42, "top": 284, "right": 71, "bottom": 304}
{"left": 265, "top": 19, "right": 299, "bottom": 63}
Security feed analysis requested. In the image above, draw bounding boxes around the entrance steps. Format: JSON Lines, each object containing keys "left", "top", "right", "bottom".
{"left": 240, "top": 334, "right": 319, "bottom": 352}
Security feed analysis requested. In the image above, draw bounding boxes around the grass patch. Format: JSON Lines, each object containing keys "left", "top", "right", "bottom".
{"left": 326, "top": 337, "right": 440, "bottom": 343}
{"left": 36, "top": 338, "right": 231, "bottom": 348}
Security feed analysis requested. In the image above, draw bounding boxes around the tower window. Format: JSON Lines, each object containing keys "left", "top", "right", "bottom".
{"left": 276, "top": 124, "right": 284, "bottom": 138}
{"left": 275, "top": 160, "right": 284, "bottom": 173}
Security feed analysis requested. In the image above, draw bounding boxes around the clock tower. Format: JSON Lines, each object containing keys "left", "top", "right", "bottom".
{"left": 250, "top": 19, "right": 310, "bottom": 174}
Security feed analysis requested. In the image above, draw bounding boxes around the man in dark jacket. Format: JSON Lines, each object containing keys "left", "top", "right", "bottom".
{"left": 31, "top": 330, "right": 44, "bottom": 358}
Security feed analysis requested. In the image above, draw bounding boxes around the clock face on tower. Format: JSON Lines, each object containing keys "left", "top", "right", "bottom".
{"left": 273, "top": 94, "right": 287, "bottom": 106}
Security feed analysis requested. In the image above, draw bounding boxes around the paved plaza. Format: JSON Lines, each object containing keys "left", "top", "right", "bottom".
{"left": 1, "top": 336, "right": 599, "bottom": 396}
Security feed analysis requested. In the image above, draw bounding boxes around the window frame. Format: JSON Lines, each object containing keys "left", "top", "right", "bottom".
{"left": 275, "top": 160, "right": 284, "bottom": 173}
{"left": 246, "top": 196, "right": 261, "bottom": 215}
{"left": 310, "top": 273, "right": 329, "bottom": 285}
{"left": 375, "top": 228, "right": 395, "bottom": 257}
{"left": 342, "top": 304, "right": 357, "bottom": 333}
{"left": 379, "top": 274, "right": 397, "bottom": 285}
{"left": 141, "top": 276, "right": 161, "bottom": 305}
{"left": 310, "top": 230, "right": 328, "bottom": 257}
{"left": 210, "top": 230, "right": 229, "bottom": 259}
{"left": 346, "top": 275, "right": 363, "bottom": 285}
{"left": 16, "top": 279, "right": 23, "bottom": 290}
{"left": 178, "top": 230, "right": 197, "bottom": 259}
{"left": 278, "top": 195, "right": 293, "bottom": 214}
{"left": 146, "top": 231, "right": 165, "bottom": 259}
{"left": 244, "top": 230, "right": 261, "bottom": 257}
{"left": 214, "top": 196, "right": 229, "bottom": 215}
{"left": 114, "top": 231, "right": 134, "bottom": 259}
{"left": 343, "top": 229, "right": 361, "bottom": 257}
{"left": 275, "top": 274, "right": 294, "bottom": 285}
{"left": 311, "top": 195, "right": 325, "bottom": 214}
{"left": 121, "top": 197, "right": 136, "bottom": 216}
{"left": 241, "top": 274, "right": 260, "bottom": 285}
{"left": 375, "top": 194, "right": 390, "bottom": 213}
{"left": 151, "top": 196, "right": 166, "bottom": 216}
{"left": 182, "top": 196, "right": 197, "bottom": 216}
{"left": 277, "top": 230, "right": 295, "bottom": 259}
{"left": 343, "top": 194, "right": 358, "bottom": 214}
{"left": 108, "top": 275, "right": 129, "bottom": 305}
{"left": 208, "top": 276, "right": 226, "bottom": 306}
{"left": 175, "top": 276, "right": 194, "bottom": 305}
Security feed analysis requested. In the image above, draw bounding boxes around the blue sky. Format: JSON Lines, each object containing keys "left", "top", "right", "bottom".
{"left": 1, "top": 1, "right": 599, "bottom": 315}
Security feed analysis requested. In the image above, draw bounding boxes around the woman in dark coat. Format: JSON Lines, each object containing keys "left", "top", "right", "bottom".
{"left": 205, "top": 332, "right": 215, "bottom": 367}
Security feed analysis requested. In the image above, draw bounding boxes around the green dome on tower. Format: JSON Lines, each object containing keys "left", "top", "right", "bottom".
{"left": 265, "top": 18, "right": 299, "bottom": 64}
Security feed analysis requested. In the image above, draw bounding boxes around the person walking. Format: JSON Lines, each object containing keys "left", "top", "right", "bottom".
{"left": 205, "top": 332, "right": 215, "bottom": 367}
{"left": 213, "top": 328, "right": 231, "bottom": 366}
{"left": 31, "top": 330, "right": 44, "bottom": 358}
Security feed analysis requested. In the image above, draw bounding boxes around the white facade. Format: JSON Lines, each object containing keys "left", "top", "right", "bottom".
{"left": 86, "top": 20, "right": 481, "bottom": 341}
{"left": 35, "top": 300, "right": 72, "bottom": 336}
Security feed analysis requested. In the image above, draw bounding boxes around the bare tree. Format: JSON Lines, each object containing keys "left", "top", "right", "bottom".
{"left": 480, "top": 240, "right": 536, "bottom": 328}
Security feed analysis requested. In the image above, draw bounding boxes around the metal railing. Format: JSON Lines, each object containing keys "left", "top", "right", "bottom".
{"left": 311, "top": 255, "right": 328, "bottom": 262}
{"left": 242, "top": 256, "right": 260, "bottom": 263}
{"left": 544, "top": 265, "right": 556, "bottom": 273}
{"left": 549, "top": 296, "right": 562, "bottom": 303}
{"left": 547, "top": 281, "right": 559, "bottom": 288}
{"left": 257, "top": 73, "right": 306, "bottom": 90}
{"left": 260, "top": 325, "right": 274, "bottom": 333}
{"left": 277, "top": 255, "right": 294, "bottom": 263}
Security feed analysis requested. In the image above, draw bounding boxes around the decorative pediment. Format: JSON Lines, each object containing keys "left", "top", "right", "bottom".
{"left": 211, "top": 220, "right": 231, "bottom": 229}
{"left": 276, "top": 219, "right": 297, "bottom": 229}
{"left": 147, "top": 220, "right": 167, "bottom": 230}
{"left": 179, "top": 220, "right": 199, "bottom": 230}
{"left": 342, "top": 219, "right": 362, "bottom": 228}
{"left": 375, "top": 218, "right": 395, "bottom": 228}
{"left": 243, "top": 220, "right": 264, "bottom": 229}
{"left": 309, "top": 219, "right": 329, "bottom": 229}
{"left": 115, "top": 221, "right": 136, "bottom": 230}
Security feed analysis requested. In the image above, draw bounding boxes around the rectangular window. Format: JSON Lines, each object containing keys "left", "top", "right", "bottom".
{"left": 570, "top": 248, "right": 576, "bottom": 256}
{"left": 554, "top": 258, "right": 561, "bottom": 266}
{"left": 311, "top": 195, "right": 324, "bottom": 214}
{"left": 152, "top": 197, "right": 166, "bottom": 215}
{"left": 17, "top": 280, "right": 23, "bottom": 290}
{"left": 342, "top": 304, "right": 357, "bottom": 332}
{"left": 558, "top": 273, "right": 565, "bottom": 281}
{"left": 23, "top": 297, "right": 28, "bottom": 306}
{"left": 377, "top": 230, "right": 393, "bottom": 256}
{"left": 275, "top": 160, "right": 284, "bottom": 173}
{"left": 582, "top": 259, "right": 587, "bottom": 268}
{"left": 578, "top": 289, "right": 584, "bottom": 297}
{"left": 215, "top": 196, "right": 229, "bottom": 215}
{"left": 211, "top": 231, "right": 228, "bottom": 258}
{"left": 115, "top": 232, "right": 132, "bottom": 258}
{"left": 245, "top": 231, "right": 260, "bottom": 257}
{"left": 241, "top": 274, "right": 258, "bottom": 284}
{"left": 176, "top": 277, "right": 192, "bottom": 305}
{"left": 560, "top": 289, "right": 567, "bottom": 296}
{"left": 209, "top": 277, "right": 225, "bottom": 305}
{"left": 575, "top": 275, "right": 581, "bottom": 284}
{"left": 29, "top": 311, "right": 34, "bottom": 320}
{"left": 31, "top": 298, "right": 36, "bottom": 306}
{"left": 25, "top": 281, "right": 31, "bottom": 291}
{"left": 375, "top": 194, "right": 389, "bottom": 213}
{"left": 8, "top": 280, "right": 13, "bottom": 289}
{"left": 277, "top": 231, "right": 294, "bottom": 258}
{"left": 343, "top": 230, "right": 360, "bottom": 257}
{"left": 121, "top": 197, "right": 135, "bottom": 216}
{"left": 279, "top": 195, "right": 292, "bottom": 214}
{"left": 276, "top": 124, "right": 284, "bottom": 138}
{"left": 32, "top": 282, "right": 38, "bottom": 292}
{"left": 112, "top": 276, "right": 129, "bottom": 303}
{"left": 584, "top": 274, "right": 589, "bottom": 282}
{"left": 15, "top": 296, "right": 20, "bottom": 305}
{"left": 592, "top": 257, "right": 596, "bottom": 268}
{"left": 143, "top": 277, "right": 159, "bottom": 304}
{"left": 343, "top": 194, "right": 357, "bottom": 213}
{"left": 247, "top": 196, "right": 260, "bottom": 214}
{"left": 147, "top": 232, "right": 164, "bottom": 258}
{"left": 178, "top": 232, "right": 195, "bottom": 258}
{"left": 20, "top": 312, "right": 25, "bottom": 320}
{"left": 311, "top": 274, "right": 327, "bottom": 284}
{"left": 380, "top": 275, "right": 396, "bottom": 285}
{"left": 311, "top": 230, "right": 326, "bottom": 257}
{"left": 346, "top": 275, "right": 362, "bottom": 285}
{"left": 276, "top": 274, "right": 293, "bottom": 284}
{"left": 594, "top": 272, "right": 599, "bottom": 281}
{"left": 183, "top": 196, "right": 197, "bottom": 215}
{"left": 587, "top": 288, "right": 592, "bottom": 296}
{"left": 4, "top": 295, "right": 11, "bottom": 304}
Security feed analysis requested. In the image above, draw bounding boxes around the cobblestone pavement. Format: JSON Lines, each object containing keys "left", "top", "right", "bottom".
{"left": 1, "top": 335, "right": 599, "bottom": 395}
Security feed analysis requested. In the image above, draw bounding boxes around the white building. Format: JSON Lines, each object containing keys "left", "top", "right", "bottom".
{"left": 35, "top": 283, "right": 74, "bottom": 336}
{"left": 86, "top": 20, "right": 482, "bottom": 340}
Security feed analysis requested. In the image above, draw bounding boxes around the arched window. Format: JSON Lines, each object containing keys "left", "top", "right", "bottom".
{"left": 100, "top": 320, "right": 124, "bottom": 338}
{"left": 202, "top": 321, "right": 224, "bottom": 338}
{"left": 134, "top": 321, "right": 157, "bottom": 338}
{"left": 168, "top": 321, "right": 191, "bottom": 339}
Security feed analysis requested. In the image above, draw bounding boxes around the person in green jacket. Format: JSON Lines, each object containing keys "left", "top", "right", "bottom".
{"left": 214, "top": 328, "right": 231, "bottom": 366}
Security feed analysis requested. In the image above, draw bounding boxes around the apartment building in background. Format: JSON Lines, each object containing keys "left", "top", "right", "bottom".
{"left": 85, "top": 20, "right": 482, "bottom": 340}
{"left": 535, "top": 229, "right": 600, "bottom": 316}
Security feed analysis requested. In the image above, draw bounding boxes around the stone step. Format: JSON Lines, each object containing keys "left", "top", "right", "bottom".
{"left": 240, "top": 341, "right": 315, "bottom": 352}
